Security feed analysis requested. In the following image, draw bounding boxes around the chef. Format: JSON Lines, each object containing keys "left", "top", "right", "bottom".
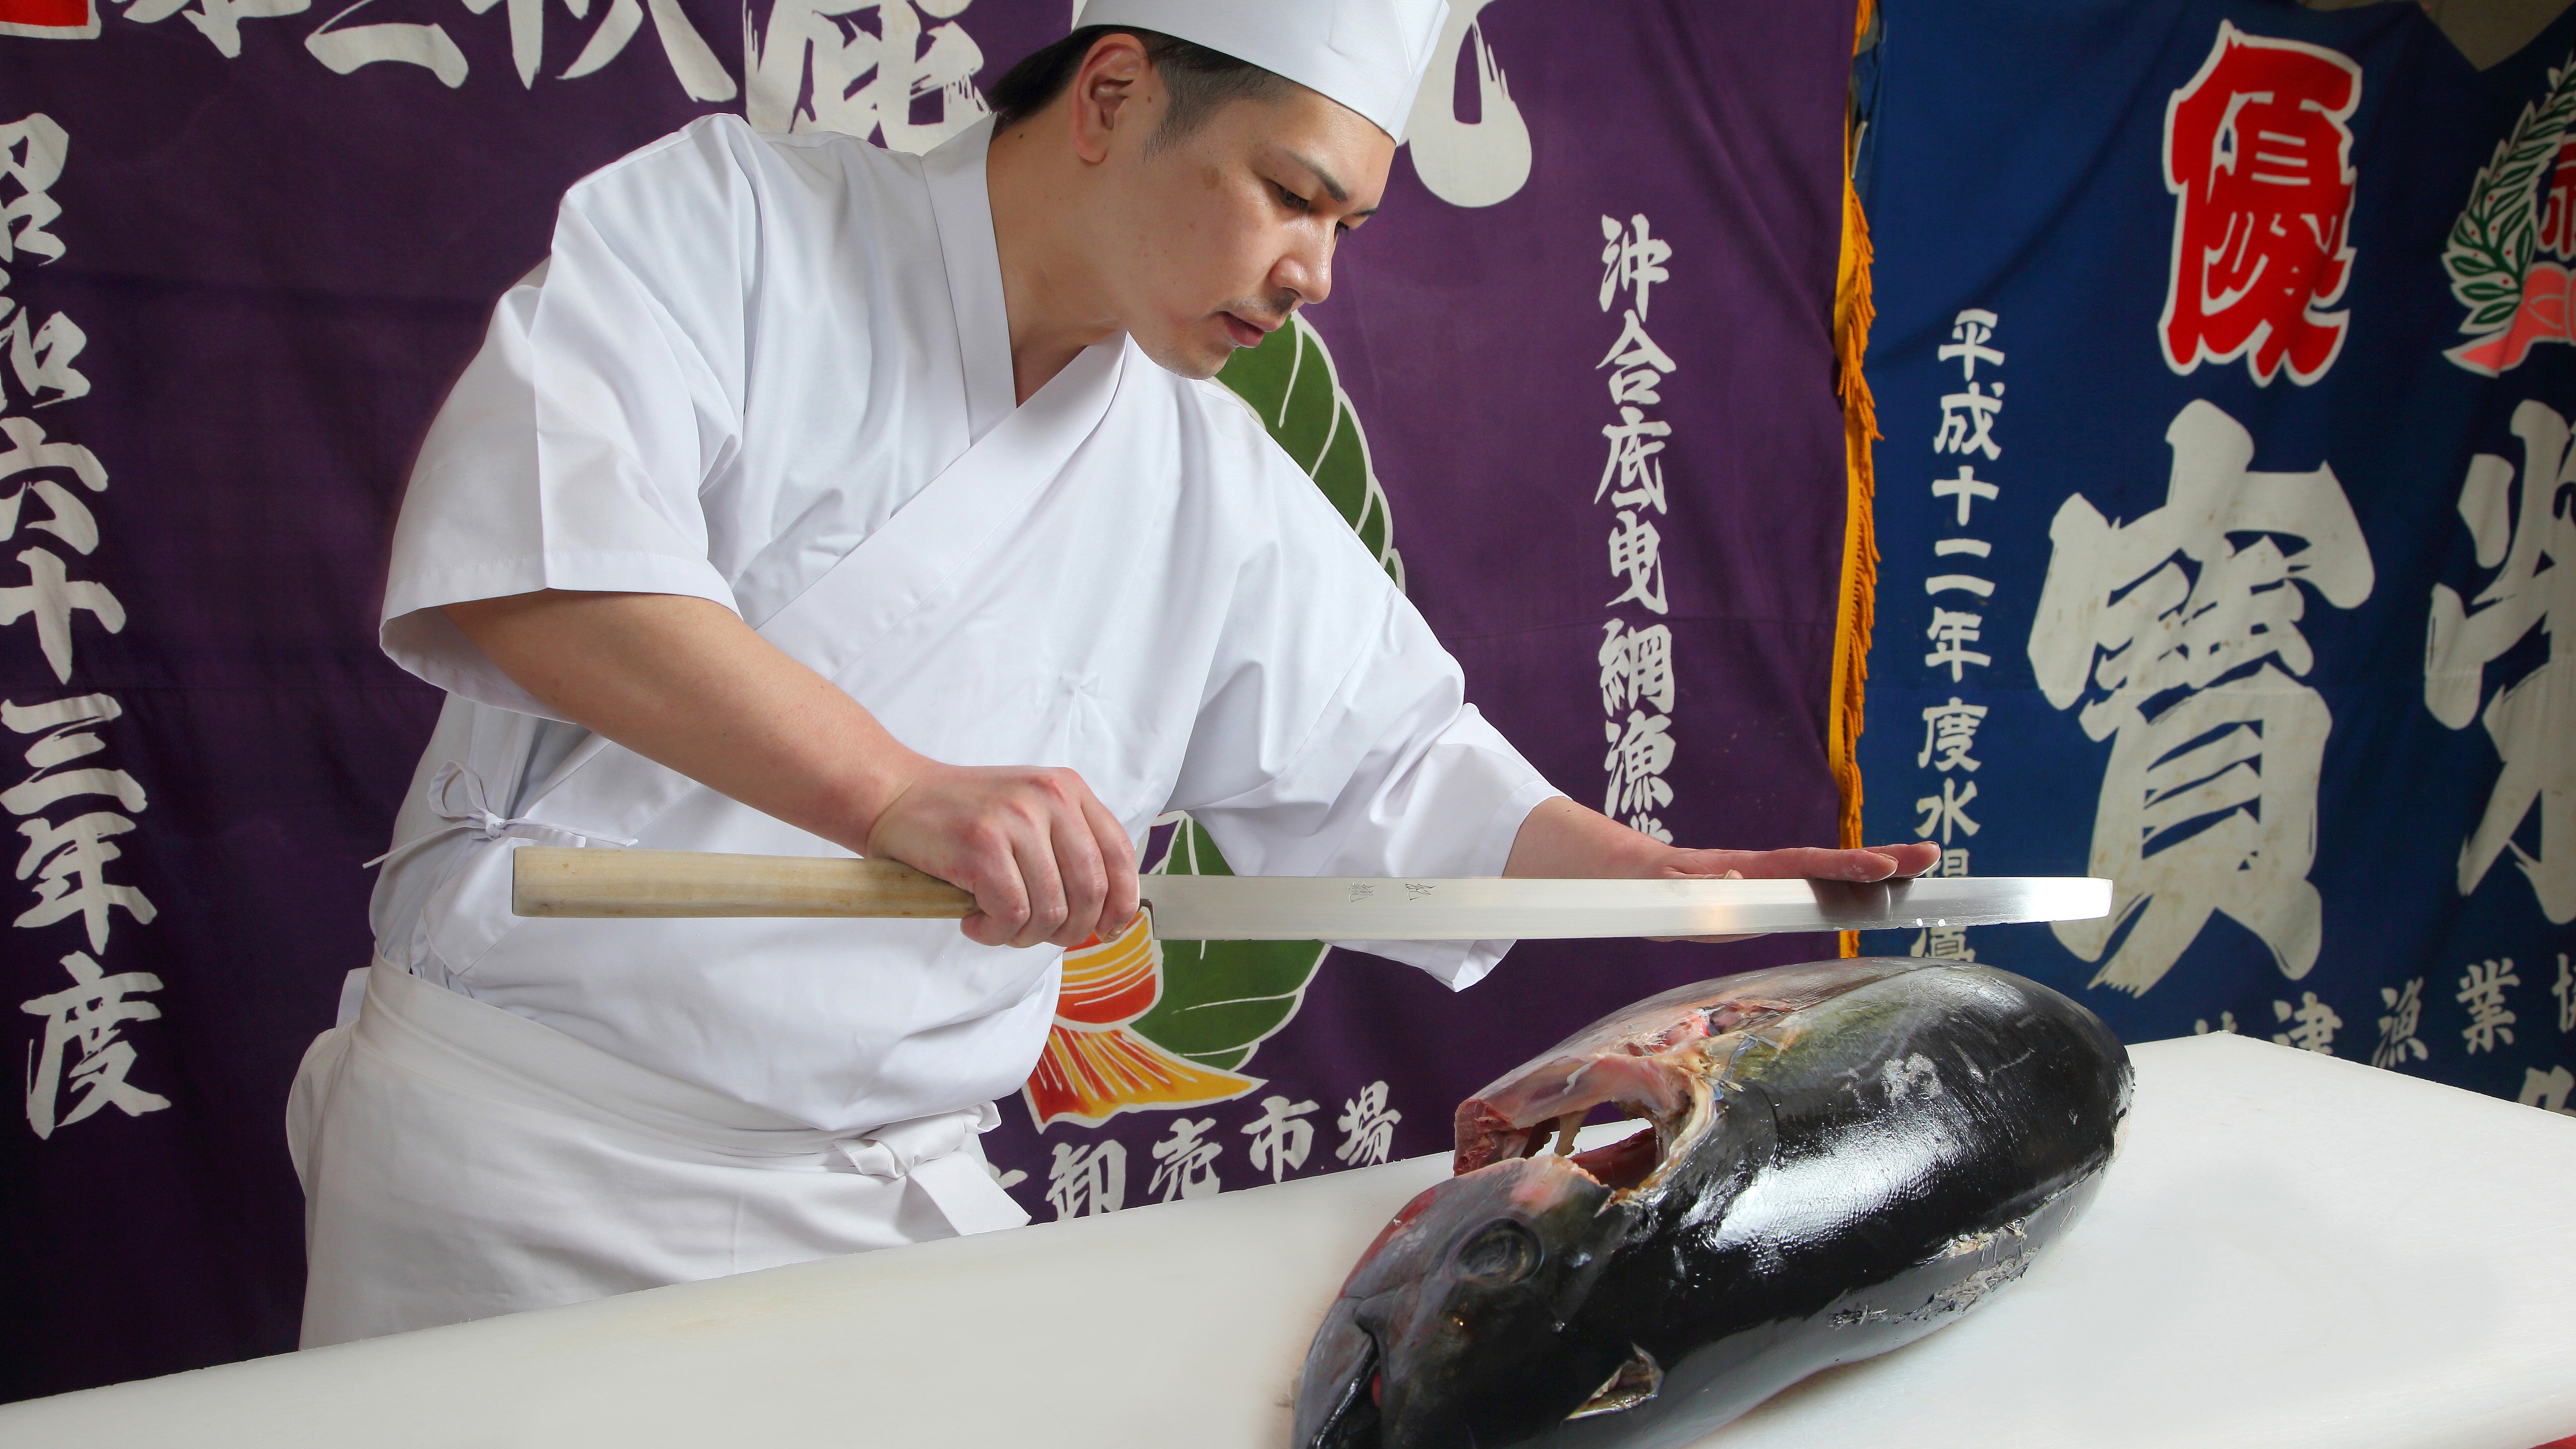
{"left": 289, "top": 0, "right": 1937, "bottom": 1347}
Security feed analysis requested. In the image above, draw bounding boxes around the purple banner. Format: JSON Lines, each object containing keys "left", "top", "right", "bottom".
{"left": 0, "top": 0, "right": 1858, "bottom": 1397}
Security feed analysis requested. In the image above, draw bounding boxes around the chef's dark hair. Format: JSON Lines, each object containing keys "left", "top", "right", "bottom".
{"left": 987, "top": 26, "right": 1292, "bottom": 148}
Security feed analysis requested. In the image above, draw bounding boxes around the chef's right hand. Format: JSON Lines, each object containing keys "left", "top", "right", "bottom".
{"left": 864, "top": 762, "right": 1140, "bottom": 951}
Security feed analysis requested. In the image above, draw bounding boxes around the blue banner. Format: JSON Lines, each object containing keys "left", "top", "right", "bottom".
{"left": 1859, "top": 0, "right": 2576, "bottom": 1109}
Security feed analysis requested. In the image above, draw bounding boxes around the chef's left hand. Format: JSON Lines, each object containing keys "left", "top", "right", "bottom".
{"left": 1502, "top": 797, "right": 1938, "bottom": 944}
{"left": 1644, "top": 841, "right": 1936, "bottom": 944}
{"left": 1652, "top": 841, "right": 1940, "bottom": 885}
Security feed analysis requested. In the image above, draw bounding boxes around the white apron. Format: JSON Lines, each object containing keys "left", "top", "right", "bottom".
{"left": 287, "top": 959, "right": 1022, "bottom": 1348}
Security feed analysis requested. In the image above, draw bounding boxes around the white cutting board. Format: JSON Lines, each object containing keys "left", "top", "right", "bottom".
{"left": 2, "top": 1033, "right": 2571, "bottom": 1449}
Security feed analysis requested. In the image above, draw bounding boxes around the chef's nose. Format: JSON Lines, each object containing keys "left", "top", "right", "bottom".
{"left": 1278, "top": 230, "right": 1335, "bottom": 308}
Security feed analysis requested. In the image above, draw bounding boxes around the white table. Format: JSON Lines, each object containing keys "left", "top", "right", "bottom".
{"left": 5, "top": 1034, "right": 2573, "bottom": 1449}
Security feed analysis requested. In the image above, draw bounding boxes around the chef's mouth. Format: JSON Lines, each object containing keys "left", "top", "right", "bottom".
{"left": 1220, "top": 311, "right": 1274, "bottom": 348}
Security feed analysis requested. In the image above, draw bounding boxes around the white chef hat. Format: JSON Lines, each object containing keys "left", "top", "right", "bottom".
{"left": 1070, "top": 0, "right": 1450, "bottom": 141}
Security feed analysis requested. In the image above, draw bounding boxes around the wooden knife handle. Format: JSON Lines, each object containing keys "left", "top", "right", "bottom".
{"left": 510, "top": 847, "right": 977, "bottom": 919}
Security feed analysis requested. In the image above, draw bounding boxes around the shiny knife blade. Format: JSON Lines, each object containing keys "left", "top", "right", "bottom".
{"left": 1136, "top": 873, "right": 2110, "bottom": 941}
{"left": 507, "top": 848, "right": 2109, "bottom": 941}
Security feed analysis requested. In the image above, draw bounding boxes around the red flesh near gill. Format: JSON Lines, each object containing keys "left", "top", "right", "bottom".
{"left": 1445, "top": 973, "right": 1871, "bottom": 1178}
{"left": 1452, "top": 1039, "right": 1708, "bottom": 1173}
{"left": 1567, "top": 1126, "right": 1660, "bottom": 1191}
{"left": 1452, "top": 1099, "right": 1524, "bottom": 1174}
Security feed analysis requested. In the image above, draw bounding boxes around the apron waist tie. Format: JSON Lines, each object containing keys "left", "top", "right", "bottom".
{"left": 826, "top": 1101, "right": 1025, "bottom": 1235}
{"left": 363, "top": 759, "right": 639, "bottom": 873}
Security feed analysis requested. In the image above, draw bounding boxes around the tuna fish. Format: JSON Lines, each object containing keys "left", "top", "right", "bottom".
{"left": 1293, "top": 957, "right": 2130, "bottom": 1449}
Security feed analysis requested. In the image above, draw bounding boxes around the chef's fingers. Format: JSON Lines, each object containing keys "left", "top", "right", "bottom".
{"left": 1813, "top": 848, "right": 1908, "bottom": 881}
{"left": 1658, "top": 846, "right": 1940, "bottom": 883}
{"left": 1045, "top": 786, "right": 1111, "bottom": 951}
{"left": 954, "top": 828, "right": 1032, "bottom": 949}
{"left": 1658, "top": 846, "right": 1857, "bottom": 880}
{"left": 1008, "top": 820, "right": 1075, "bottom": 951}
{"left": 1864, "top": 842, "right": 1942, "bottom": 877}
{"left": 1080, "top": 790, "right": 1141, "bottom": 934}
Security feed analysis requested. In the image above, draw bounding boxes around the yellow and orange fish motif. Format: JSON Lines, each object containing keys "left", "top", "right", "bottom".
{"left": 1022, "top": 913, "right": 1261, "bottom": 1129}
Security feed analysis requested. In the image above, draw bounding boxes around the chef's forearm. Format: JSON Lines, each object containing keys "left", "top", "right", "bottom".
{"left": 442, "top": 590, "right": 916, "bottom": 854}
{"left": 1502, "top": 796, "right": 1669, "bottom": 879}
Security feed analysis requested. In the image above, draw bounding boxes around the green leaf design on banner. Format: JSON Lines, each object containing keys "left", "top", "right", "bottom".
{"left": 1122, "top": 318, "right": 1401, "bottom": 1075}
{"left": 2443, "top": 56, "right": 2576, "bottom": 333}
{"left": 1129, "top": 816, "right": 1330, "bottom": 1073}
{"left": 1213, "top": 313, "right": 1406, "bottom": 586}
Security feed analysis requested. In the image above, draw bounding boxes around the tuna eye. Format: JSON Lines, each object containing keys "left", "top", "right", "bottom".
{"left": 1454, "top": 1219, "right": 1542, "bottom": 1284}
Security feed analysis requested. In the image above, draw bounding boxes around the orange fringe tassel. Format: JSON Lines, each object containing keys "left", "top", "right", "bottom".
{"left": 1024, "top": 1023, "right": 1259, "bottom": 1131}
{"left": 1829, "top": 0, "right": 1882, "bottom": 958}
{"left": 1022, "top": 912, "right": 1261, "bottom": 1129}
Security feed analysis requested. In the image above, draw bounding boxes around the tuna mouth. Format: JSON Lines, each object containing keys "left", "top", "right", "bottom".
{"left": 1296, "top": 1326, "right": 1383, "bottom": 1449}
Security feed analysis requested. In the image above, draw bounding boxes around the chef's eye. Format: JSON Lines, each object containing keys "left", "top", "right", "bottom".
{"left": 1272, "top": 181, "right": 1312, "bottom": 213}
{"left": 1454, "top": 1219, "right": 1541, "bottom": 1284}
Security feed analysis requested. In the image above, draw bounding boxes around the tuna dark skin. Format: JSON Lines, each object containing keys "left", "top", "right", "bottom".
{"left": 1292, "top": 957, "right": 2132, "bottom": 1449}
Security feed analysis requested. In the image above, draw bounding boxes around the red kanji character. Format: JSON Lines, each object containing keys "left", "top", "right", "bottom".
{"left": 0, "top": 0, "right": 95, "bottom": 38}
{"left": 2536, "top": 138, "right": 2576, "bottom": 261}
{"left": 2160, "top": 21, "right": 2362, "bottom": 386}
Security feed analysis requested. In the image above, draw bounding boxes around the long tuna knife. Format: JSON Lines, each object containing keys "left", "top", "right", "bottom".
{"left": 510, "top": 847, "right": 2111, "bottom": 940}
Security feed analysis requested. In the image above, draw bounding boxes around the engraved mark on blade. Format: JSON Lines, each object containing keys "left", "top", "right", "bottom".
{"left": 1567, "top": 1343, "right": 1663, "bottom": 1419}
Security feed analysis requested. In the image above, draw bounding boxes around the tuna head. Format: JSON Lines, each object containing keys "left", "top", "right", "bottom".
{"left": 1293, "top": 993, "right": 1740, "bottom": 1449}
{"left": 1293, "top": 1154, "right": 1636, "bottom": 1449}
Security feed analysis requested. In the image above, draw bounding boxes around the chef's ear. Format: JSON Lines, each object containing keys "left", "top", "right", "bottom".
{"left": 1068, "top": 32, "right": 1156, "bottom": 165}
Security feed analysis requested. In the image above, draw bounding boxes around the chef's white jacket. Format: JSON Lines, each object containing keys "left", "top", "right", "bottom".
{"left": 295, "top": 113, "right": 1556, "bottom": 1344}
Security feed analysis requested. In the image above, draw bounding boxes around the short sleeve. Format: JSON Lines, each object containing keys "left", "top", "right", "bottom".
{"left": 379, "top": 117, "right": 763, "bottom": 718}
{"left": 1167, "top": 453, "right": 1564, "bottom": 990}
